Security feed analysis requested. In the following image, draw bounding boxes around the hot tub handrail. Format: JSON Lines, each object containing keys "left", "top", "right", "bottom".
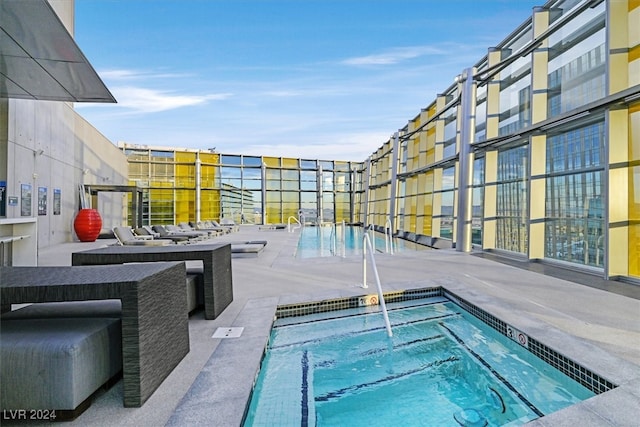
{"left": 362, "top": 232, "right": 393, "bottom": 337}
{"left": 287, "top": 216, "right": 301, "bottom": 232}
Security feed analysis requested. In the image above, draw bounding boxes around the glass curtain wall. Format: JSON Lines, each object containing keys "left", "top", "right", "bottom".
{"left": 547, "top": 0, "right": 606, "bottom": 118}
{"left": 471, "top": 157, "right": 485, "bottom": 245}
{"left": 544, "top": 120, "right": 605, "bottom": 266}
{"left": 439, "top": 167, "right": 456, "bottom": 240}
{"left": 123, "top": 146, "right": 355, "bottom": 226}
{"left": 498, "top": 26, "right": 532, "bottom": 136}
{"left": 495, "top": 145, "right": 529, "bottom": 253}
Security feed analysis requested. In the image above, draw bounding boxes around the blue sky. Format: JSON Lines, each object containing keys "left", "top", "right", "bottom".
{"left": 75, "top": 0, "right": 540, "bottom": 161}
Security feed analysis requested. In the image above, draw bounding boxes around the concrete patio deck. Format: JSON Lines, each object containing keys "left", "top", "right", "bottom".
{"left": 7, "top": 225, "right": 640, "bottom": 426}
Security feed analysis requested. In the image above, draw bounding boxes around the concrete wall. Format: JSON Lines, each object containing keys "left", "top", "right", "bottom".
{"left": 0, "top": 0, "right": 127, "bottom": 253}
{"left": 2, "top": 98, "right": 127, "bottom": 248}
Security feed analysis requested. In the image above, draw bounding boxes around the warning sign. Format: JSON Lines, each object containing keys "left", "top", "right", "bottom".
{"left": 506, "top": 324, "right": 529, "bottom": 349}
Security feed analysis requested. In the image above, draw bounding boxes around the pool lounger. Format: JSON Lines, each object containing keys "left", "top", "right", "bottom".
{"left": 230, "top": 240, "right": 267, "bottom": 257}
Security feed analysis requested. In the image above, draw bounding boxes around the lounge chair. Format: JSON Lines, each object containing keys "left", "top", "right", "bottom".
{"left": 166, "top": 224, "right": 211, "bottom": 239}
{"left": 151, "top": 225, "right": 200, "bottom": 243}
{"left": 134, "top": 227, "right": 190, "bottom": 244}
{"left": 191, "top": 221, "right": 230, "bottom": 234}
{"left": 212, "top": 219, "right": 239, "bottom": 232}
{"left": 178, "top": 222, "right": 220, "bottom": 237}
{"left": 113, "top": 226, "right": 171, "bottom": 246}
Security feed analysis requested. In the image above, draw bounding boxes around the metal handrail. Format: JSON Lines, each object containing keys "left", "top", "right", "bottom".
{"left": 340, "top": 220, "right": 346, "bottom": 257}
{"left": 384, "top": 219, "right": 394, "bottom": 255}
{"left": 361, "top": 232, "right": 393, "bottom": 337}
{"left": 287, "top": 216, "right": 301, "bottom": 232}
{"left": 366, "top": 224, "right": 376, "bottom": 253}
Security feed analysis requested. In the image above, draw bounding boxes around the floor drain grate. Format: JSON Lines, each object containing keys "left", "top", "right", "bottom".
{"left": 212, "top": 327, "right": 244, "bottom": 338}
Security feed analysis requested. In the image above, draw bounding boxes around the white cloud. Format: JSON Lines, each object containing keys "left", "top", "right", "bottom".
{"left": 224, "top": 131, "right": 392, "bottom": 162}
{"left": 343, "top": 45, "right": 446, "bottom": 66}
{"left": 98, "top": 68, "right": 192, "bottom": 80}
{"left": 109, "top": 86, "right": 232, "bottom": 113}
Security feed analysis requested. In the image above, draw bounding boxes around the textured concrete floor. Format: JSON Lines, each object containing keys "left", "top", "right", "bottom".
{"left": 12, "top": 225, "right": 640, "bottom": 426}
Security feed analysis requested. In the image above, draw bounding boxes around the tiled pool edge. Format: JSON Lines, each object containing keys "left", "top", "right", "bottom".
{"left": 275, "top": 286, "right": 618, "bottom": 396}
{"left": 167, "top": 284, "right": 640, "bottom": 427}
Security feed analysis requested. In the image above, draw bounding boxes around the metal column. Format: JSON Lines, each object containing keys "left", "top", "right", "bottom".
{"left": 455, "top": 67, "right": 477, "bottom": 252}
{"left": 388, "top": 132, "right": 400, "bottom": 232}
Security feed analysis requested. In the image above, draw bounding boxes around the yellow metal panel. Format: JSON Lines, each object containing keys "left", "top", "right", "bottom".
{"left": 199, "top": 152, "right": 219, "bottom": 164}
{"left": 530, "top": 178, "right": 545, "bottom": 220}
{"left": 631, "top": 104, "right": 640, "bottom": 160}
{"left": 610, "top": 109, "right": 630, "bottom": 164}
{"left": 483, "top": 185, "right": 497, "bottom": 218}
{"left": 630, "top": 6, "right": 640, "bottom": 47}
{"left": 175, "top": 151, "right": 196, "bottom": 162}
{"left": 532, "top": 92, "right": 548, "bottom": 125}
{"left": 630, "top": 166, "right": 640, "bottom": 219}
{"left": 482, "top": 219, "right": 496, "bottom": 249}
{"left": 630, "top": 59, "right": 640, "bottom": 86}
{"left": 532, "top": 7, "right": 549, "bottom": 39}
{"left": 484, "top": 151, "right": 498, "bottom": 183}
{"left": 609, "top": 0, "right": 630, "bottom": 93}
{"left": 530, "top": 135, "right": 547, "bottom": 176}
{"left": 609, "top": 227, "right": 629, "bottom": 276}
{"left": 281, "top": 157, "right": 298, "bottom": 169}
{"left": 610, "top": 54, "right": 630, "bottom": 94}
{"left": 427, "top": 103, "right": 437, "bottom": 119}
{"left": 630, "top": 224, "right": 640, "bottom": 278}
{"left": 432, "top": 191, "right": 442, "bottom": 217}
{"left": 610, "top": 168, "right": 629, "bottom": 223}
{"left": 416, "top": 193, "right": 425, "bottom": 217}
{"left": 532, "top": 50, "right": 549, "bottom": 90}
{"left": 263, "top": 157, "right": 280, "bottom": 168}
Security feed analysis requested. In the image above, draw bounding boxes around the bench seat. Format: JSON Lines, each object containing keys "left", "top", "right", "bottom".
{"left": 0, "top": 317, "right": 123, "bottom": 416}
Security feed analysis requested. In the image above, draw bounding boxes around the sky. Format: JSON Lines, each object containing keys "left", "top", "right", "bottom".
{"left": 74, "top": 0, "right": 541, "bottom": 162}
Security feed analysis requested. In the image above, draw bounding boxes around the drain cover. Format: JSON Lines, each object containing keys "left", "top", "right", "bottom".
{"left": 212, "top": 327, "right": 244, "bottom": 338}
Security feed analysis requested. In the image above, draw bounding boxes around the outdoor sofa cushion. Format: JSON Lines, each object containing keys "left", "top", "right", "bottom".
{"left": 0, "top": 317, "right": 122, "bottom": 412}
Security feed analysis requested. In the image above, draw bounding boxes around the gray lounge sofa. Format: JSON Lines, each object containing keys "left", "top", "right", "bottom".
{"left": 1, "top": 315, "right": 122, "bottom": 418}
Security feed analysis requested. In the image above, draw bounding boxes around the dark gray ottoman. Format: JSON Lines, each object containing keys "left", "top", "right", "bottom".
{"left": 0, "top": 317, "right": 122, "bottom": 414}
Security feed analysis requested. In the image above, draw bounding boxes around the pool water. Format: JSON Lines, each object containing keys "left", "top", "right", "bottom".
{"left": 295, "top": 225, "right": 425, "bottom": 258}
{"left": 243, "top": 297, "right": 594, "bottom": 426}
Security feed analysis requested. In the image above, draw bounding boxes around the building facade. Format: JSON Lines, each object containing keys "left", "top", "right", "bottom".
{"left": 119, "top": 143, "right": 361, "bottom": 226}
{"left": 365, "top": 0, "right": 639, "bottom": 280}
{"left": 1, "top": 0, "right": 128, "bottom": 265}
{"left": 119, "top": 0, "right": 639, "bottom": 282}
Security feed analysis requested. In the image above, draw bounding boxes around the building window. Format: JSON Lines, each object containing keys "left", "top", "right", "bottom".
{"left": 495, "top": 145, "right": 529, "bottom": 253}
{"left": 545, "top": 121, "right": 605, "bottom": 267}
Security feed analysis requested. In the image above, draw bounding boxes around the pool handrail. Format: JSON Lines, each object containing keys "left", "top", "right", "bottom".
{"left": 287, "top": 216, "right": 301, "bottom": 232}
{"left": 328, "top": 221, "right": 347, "bottom": 257}
{"left": 361, "top": 232, "right": 393, "bottom": 337}
{"left": 365, "top": 223, "right": 376, "bottom": 252}
{"left": 384, "top": 218, "right": 394, "bottom": 255}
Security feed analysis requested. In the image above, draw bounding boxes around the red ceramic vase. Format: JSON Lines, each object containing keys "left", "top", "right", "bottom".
{"left": 73, "top": 208, "right": 103, "bottom": 242}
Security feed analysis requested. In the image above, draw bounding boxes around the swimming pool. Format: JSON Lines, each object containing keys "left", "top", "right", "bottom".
{"left": 243, "top": 292, "right": 605, "bottom": 426}
{"left": 295, "top": 225, "right": 426, "bottom": 258}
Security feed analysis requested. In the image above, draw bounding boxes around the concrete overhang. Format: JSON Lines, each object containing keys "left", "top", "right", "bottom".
{"left": 0, "top": 0, "right": 116, "bottom": 103}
